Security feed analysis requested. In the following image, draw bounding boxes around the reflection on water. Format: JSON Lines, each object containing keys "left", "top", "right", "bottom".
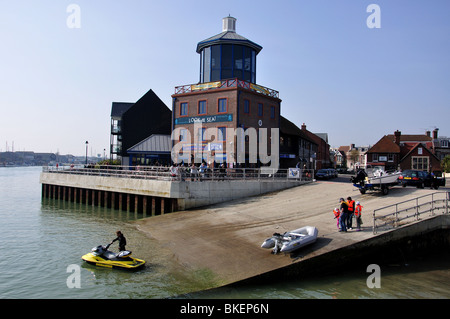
{"left": 0, "top": 167, "right": 449, "bottom": 299}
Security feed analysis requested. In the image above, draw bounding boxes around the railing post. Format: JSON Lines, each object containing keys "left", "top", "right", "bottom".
{"left": 431, "top": 193, "right": 435, "bottom": 216}
{"left": 373, "top": 210, "right": 377, "bottom": 235}
{"left": 394, "top": 204, "right": 398, "bottom": 228}
{"left": 445, "top": 192, "right": 450, "bottom": 214}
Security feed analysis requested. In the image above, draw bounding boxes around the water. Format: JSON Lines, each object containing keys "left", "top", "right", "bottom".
{"left": 1, "top": 167, "right": 449, "bottom": 299}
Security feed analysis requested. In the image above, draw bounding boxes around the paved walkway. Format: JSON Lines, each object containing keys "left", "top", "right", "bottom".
{"left": 136, "top": 178, "right": 443, "bottom": 285}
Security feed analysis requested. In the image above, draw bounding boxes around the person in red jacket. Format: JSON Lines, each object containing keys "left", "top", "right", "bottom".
{"left": 354, "top": 201, "right": 363, "bottom": 231}
{"left": 333, "top": 208, "right": 341, "bottom": 231}
{"left": 346, "top": 196, "right": 355, "bottom": 229}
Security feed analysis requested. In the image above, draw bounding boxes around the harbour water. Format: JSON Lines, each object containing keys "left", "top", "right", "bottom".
{"left": 1, "top": 167, "right": 449, "bottom": 299}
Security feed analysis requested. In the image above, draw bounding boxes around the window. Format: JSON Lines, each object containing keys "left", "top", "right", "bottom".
{"left": 412, "top": 156, "right": 429, "bottom": 171}
{"left": 372, "top": 154, "right": 378, "bottom": 162}
{"left": 244, "top": 100, "right": 250, "bottom": 114}
{"left": 218, "top": 127, "right": 226, "bottom": 141}
{"left": 218, "top": 98, "right": 227, "bottom": 113}
{"left": 180, "top": 102, "right": 188, "bottom": 116}
{"left": 441, "top": 140, "right": 449, "bottom": 148}
{"left": 270, "top": 106, "right": 275, "bottom": 119}
{"left": 388, "top": 154, "right": 394, "bottom": 162}
{"left": 258, "top": 103, "right": 263, "bottom": 116}
{"left": 198, "top": 127, "right": 206, "bottom": 142}
{"left": 198, "top": 100, "right": 207, "bottom": 115}
{"left": 179, "top": 129, "right": 187, "bottom": 142}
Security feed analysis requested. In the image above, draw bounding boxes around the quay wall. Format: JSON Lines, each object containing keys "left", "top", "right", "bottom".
{"left": 230, "top": 214, "right": 450, "bottom": 286}
{"left": 40, "top": 172, "right": 307, "bottom": 212}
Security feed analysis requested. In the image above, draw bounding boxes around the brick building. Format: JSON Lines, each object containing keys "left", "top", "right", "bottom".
{"left": 171, "top": 16, "right": 281, "bottom": 167}
{"left": 366, "top": 130, "right": 441, "bottom": 172}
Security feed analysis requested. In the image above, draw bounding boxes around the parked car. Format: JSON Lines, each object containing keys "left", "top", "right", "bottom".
{"left": 399, "top": 170, "right": 444, "bottom": 189}
{"left": 315, "top": 169, "right": 331, "bottom": 179}
{"left": 327, "top": 169, "right": 338, "bottom": 178}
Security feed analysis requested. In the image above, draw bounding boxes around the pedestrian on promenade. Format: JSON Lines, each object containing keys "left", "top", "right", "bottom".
{"left": 339, "top": 198, "right": 348, "bottom": 232}
{"left": 199, "top": 162, "right": 207, "bottom": 180}
{"left": 190, "top": 163, "right": 199, "bottom": 181}
{"left": 346, "top": 196, "right": 355, "bottom": 230}
{"left": 354, "top": 201, "right": 363, "bottom": 231}
{"left": 333, "top": 208, "right": 341, "bottom": 231}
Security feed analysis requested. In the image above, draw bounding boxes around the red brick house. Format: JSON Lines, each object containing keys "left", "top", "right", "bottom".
{"left": 366, "top": 130, "right": 441, "bottom": 172}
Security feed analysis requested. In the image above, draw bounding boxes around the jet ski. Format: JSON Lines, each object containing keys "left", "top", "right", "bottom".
{"left": 81, "top": 243, "right": 145, "bottom": 270}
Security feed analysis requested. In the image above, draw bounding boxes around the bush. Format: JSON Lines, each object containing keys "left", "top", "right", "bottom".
{"left": 441, "top": 155, "right": 450, "bottom": 173}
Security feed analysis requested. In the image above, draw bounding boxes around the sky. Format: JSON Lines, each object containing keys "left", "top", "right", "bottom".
{"left": 0, "top": 0, "right": 449, "bottom": 156}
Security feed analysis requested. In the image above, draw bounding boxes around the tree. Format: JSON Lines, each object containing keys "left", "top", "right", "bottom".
{"left": 441, "top": 155, "right": 450, "bottom": 173}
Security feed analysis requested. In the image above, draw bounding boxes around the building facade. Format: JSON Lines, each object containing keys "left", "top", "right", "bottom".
{"left": 366, "top": 130, "right": 441, "bottom": 172}
{"left": 110, "top": 89, "right": 172, "bottom": 165}
{"left": 171, "top": 17, "right": 281, "bottom": 168}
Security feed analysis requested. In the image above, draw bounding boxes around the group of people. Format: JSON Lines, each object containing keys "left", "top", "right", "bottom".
{"left": 170, "top": 162, "right": 227, "bottom": 181}
{"left": 333, "top": 197, "right": 363, "bottom": 232}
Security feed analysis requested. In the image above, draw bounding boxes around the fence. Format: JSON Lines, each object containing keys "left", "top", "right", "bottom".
{"left": 372, "top": 191, "right": 450, "bottom": 234}
{"left": 42, "top": 165, "right": 314, "bottom": 183}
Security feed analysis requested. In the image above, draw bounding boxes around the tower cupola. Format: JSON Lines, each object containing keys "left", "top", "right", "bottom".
{"left": 196, "top": 16, "right": 262, "bottom": 84}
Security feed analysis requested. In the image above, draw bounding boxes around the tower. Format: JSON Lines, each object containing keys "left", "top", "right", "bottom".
{"left": 197, "top": 16, "right": 262, "bottom": 84}
{"left": 172, "top": 16, "right": 281, "bottom": 167}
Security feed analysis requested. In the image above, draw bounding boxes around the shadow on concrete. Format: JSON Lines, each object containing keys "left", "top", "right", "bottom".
{"left": 289, "top": 237, "right": 333, "bottom": 261}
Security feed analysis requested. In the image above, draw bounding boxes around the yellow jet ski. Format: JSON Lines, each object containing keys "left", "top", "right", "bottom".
{"left": 82, "top": 243, "right": 145, "bottom": 270}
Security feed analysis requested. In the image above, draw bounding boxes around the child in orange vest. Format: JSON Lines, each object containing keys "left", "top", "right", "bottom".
{"left": 333, "top": 208, "right": 341, "bottom": 231}
{"left": 354, "top": 201, "right": 363, "bottom": 231}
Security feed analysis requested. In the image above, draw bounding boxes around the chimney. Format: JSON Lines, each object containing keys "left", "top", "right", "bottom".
{"left": 394, "top": 130, "right": 401, "bottom": 145}
{"left": 426, "top": 131, "right": 431, "bottom": 137}
{"left": 222, "top": 15, "right": 236, "bottom": 32}
{"left": 301, "top": 123, "right": 307, "bottom": 131}
{"left": 433, "top": 128, "right": 439, "bottom": 139}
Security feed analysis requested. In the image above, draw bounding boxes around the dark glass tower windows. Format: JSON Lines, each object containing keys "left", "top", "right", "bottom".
{"left": 199, "top": 44, "right": 257, "bottom": 83}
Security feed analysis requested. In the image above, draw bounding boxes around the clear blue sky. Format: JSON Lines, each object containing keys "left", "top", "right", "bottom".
{"left": 1, "top": 1, "right": 449, "bottom": 156}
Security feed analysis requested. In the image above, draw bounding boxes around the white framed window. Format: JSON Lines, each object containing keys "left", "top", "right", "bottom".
{"left": 412, "top": 156, "right": 429, "bottom": 171}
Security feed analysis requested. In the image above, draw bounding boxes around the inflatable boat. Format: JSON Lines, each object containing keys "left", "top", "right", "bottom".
{"left": 261, "top": 226, "right": 318, "bottom": 254}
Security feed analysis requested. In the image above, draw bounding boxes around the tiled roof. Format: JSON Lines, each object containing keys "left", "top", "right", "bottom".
{"left": 386, "top": 134, "right": 432, "bottom": 142}
{"left": 367, "top": 135, "right": 401, "bottom": 153}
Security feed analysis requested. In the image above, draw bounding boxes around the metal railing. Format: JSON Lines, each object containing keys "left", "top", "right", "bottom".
{"left": 42, "top": 165, "right": 314, "bottom": 183}
{"left": 174, "top": 78, "right": 280, "bottom": 99}
{"left": 372, "top": 191, "right": 450, "bottom": 234}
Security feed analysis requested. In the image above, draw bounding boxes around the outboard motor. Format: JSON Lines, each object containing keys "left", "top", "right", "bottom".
{"left": 351, "top": 169, "right": 367, "bottom": 184}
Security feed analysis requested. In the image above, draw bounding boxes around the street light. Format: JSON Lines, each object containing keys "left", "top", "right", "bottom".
{"left": 85, "top": 141, "right": 89, "bottom": 165}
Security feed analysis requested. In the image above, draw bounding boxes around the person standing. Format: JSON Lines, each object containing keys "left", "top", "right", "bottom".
{"left": 346, "top": 196, "right": 355, "bottom": 230}
{"left": 354, "top": 201, "right": 363, "bottom": 231}
{"left": 333, "top": 208, "right": 341, "bottom": 231}
{"left": 339, "top": 198, "right": 348, "bottom": 232}
{"left": 111, "top": 230, "right": 127, "bottom": 251}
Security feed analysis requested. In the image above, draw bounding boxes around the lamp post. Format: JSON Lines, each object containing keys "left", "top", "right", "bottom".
{"left": 85, "top": 141, "right": 89, "bottom": 165}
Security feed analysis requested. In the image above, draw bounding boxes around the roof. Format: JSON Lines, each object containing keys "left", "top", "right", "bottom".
{"left": 400, "top": 142, "right": 440, "bottom": 162}
{"left": 367, "top": 135, "right": 401, "bottom": 153}
{"left": 196, "top": 30, "right": 263, "bottom": 53}
{"left": 279, "top": 116, "right": 316, "bottom": 144}
{"left": 386, "top": 134, "right": 432, "bottom": 143}
{"left": 127, "top": 134, "right": 172, "bottom": 154}
{"left": 111, "top": 102, "right": 134, "bottom": 118}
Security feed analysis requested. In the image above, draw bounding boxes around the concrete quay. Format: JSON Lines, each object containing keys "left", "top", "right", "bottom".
{"left": 136, "top": 178, "right": 450, "bottom": 287}
{"left": 40, "top": 170, "right": 308, "bottom": 212}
